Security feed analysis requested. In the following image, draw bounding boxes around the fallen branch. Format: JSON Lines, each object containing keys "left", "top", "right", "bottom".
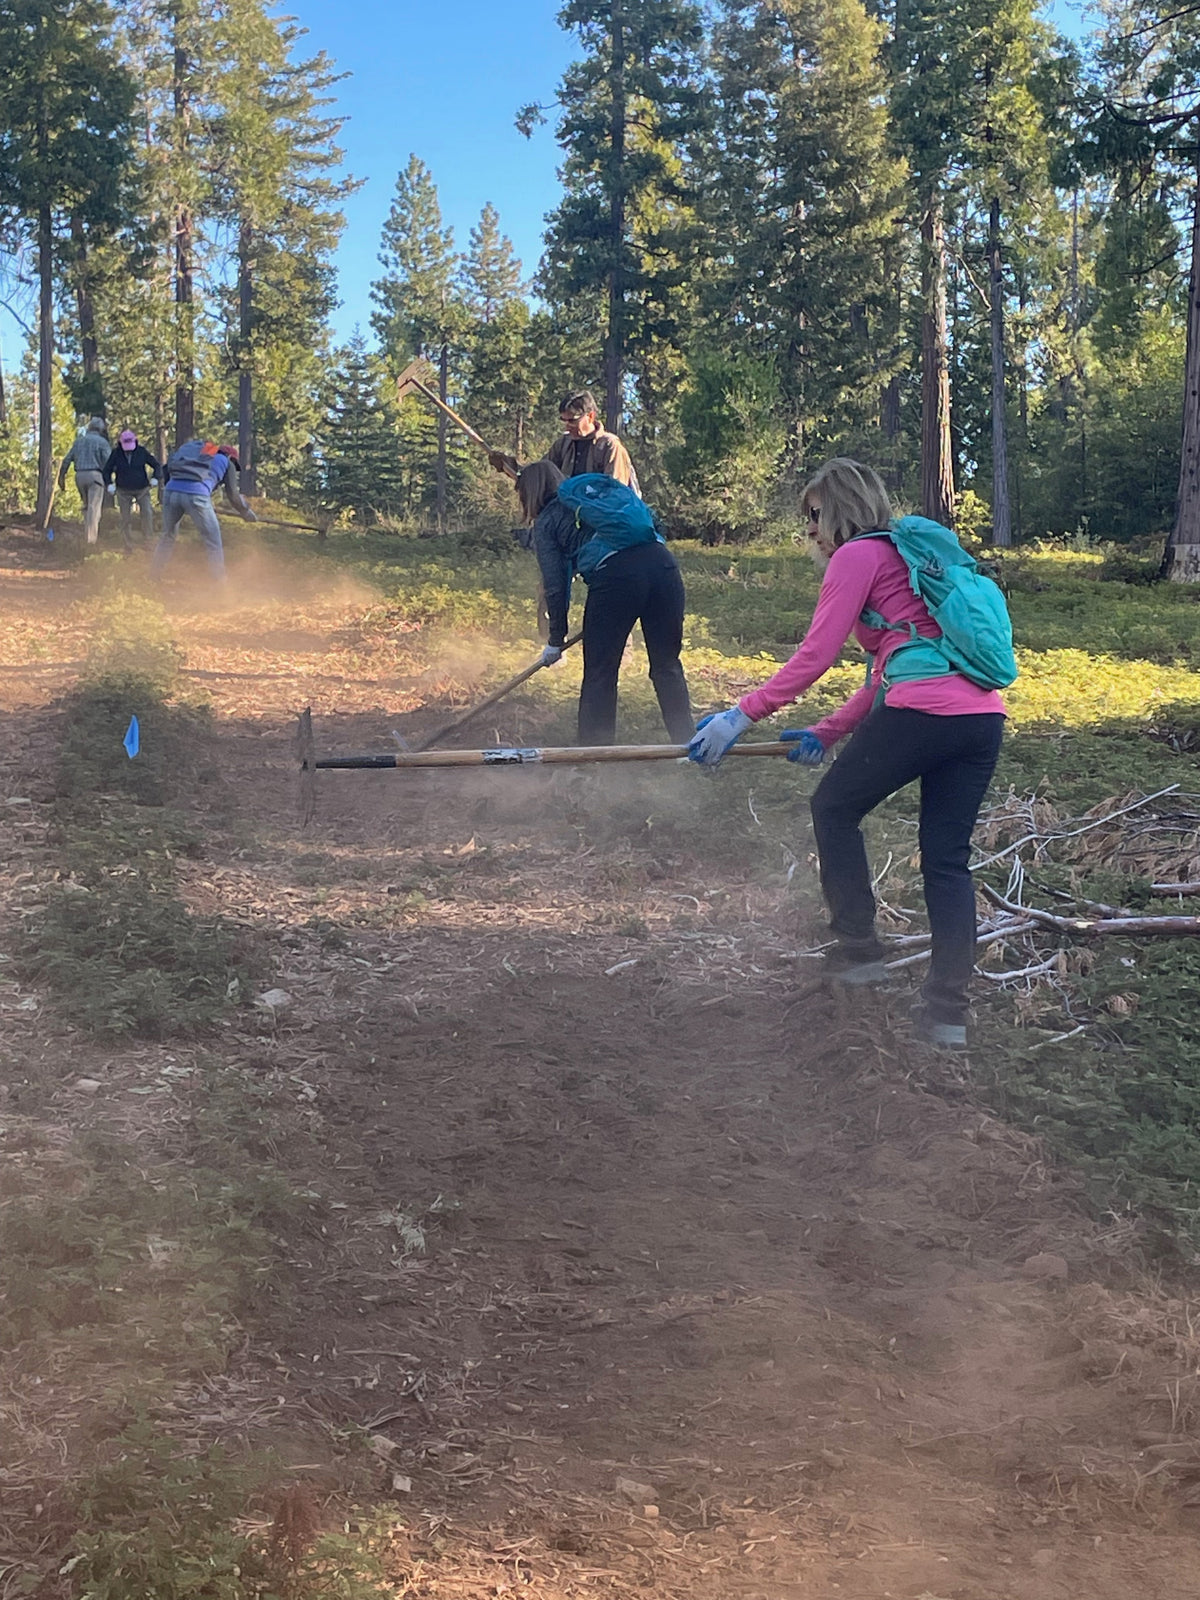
{"left": 1027, "top": 1023, "right": 1088, "bottom": 1051}
{"left": 1151, "top": 882, "right": 1200, "bottom": 897}
{"left": 980, "top": 882, "right": 1200, "bottom": 937}
{"left": 971, "top": 784, "right": 1181, "bottom": 872}
{"left": 978, "top": 954, "right": 1062, "bottom": 983}
{"left": 883, "top": 918, "right": 1037, "bottom": 971}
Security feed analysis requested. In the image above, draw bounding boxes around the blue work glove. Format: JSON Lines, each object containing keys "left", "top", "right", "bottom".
{"left": 687, "top": 706, "right": 753, "bottom": 767}
{"left": 540, "top": 644, "right": 563, "bottom": 666}
{"left": 780, "top": 728, "right": 826, "bottom": 766}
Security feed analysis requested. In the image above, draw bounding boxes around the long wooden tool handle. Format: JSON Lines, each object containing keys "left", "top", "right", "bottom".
{"left": 316, "top": 741, "right": 792, "bottom": 770}
{"left": 415, "top": 633, "right": 584, "bottom": 752}
{"left": 253, "top": 516, "right": 326, "bottom": 534}
{"left": 409, "top": 378, "right": 519, "bottom": 479}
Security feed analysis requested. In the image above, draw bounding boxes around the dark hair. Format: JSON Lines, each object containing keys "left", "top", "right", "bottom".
{"left": 516, "top": 460, "right": 565, "bottom": 523}
{"left": 559, "top": 390, "right": 598, "bottom": 419}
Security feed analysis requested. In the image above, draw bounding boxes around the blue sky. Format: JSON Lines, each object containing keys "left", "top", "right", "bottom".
{"left": 292, "top": 0, "right": 577, "bottom": 346}
{"left": 294, "top": 0, "right": 1091, "bottom": 348}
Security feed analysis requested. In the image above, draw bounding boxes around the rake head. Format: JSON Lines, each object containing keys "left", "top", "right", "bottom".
{"left": 396, "top": 356, "right": 436, "bottom": 401}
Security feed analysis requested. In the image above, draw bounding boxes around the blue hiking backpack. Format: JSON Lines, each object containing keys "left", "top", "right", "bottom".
{"left": 556, "top": 473, "right": 663, "bottom": 580}
{"left": 853, "top": 516, "right": 1018, "bottom": 692}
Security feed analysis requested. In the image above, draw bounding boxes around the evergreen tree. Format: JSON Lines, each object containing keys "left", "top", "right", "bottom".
{"left": 316, "top": 334, "right": 404, "bottom": 522}
{"left": 461, "top": 202, "right": 522, "bottom": 324}
{"left": 702, "top": 0, "right": 905, "bottom": 471}
{"left": 371, "top": 156, "right": 470, "bottom": 530}
{"left": 528, "top": 0, "right": 708, "bottom": 432}
{"left": 665, "top": 349, "right": 784, "bottom": 539}
{"left": 890, "top": 0, "right": 1017, "bottom": 524}
{"left": 210, "top": 0, "right": 357, "bottom": 495}
{"left": 458, "top": 203, "right": 540, "bottom": 459}
{"left": 0, "top": 0, "right": 136, "bottom": 524}
{"left": 1079, "top": 0, "right": 1200, "bottom": 575}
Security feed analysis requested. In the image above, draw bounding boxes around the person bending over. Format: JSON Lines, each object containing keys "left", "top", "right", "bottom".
{"left": 687, "top": 457, "right": 1009, "bottom": 1051}
{"left": 517, "top": 460, "right": 693, "bottom": 746}
{"left": 151, "top": 440, "right": 256, "bottom": 581}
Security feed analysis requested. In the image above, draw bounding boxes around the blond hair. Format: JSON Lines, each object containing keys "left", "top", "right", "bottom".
{"left": 516, "top": 459, "right": 565, "bottom": 523}
{"left": 802, "top": 458, "right": 893, "bottom": 549}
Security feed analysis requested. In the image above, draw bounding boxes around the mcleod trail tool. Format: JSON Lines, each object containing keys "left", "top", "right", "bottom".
{"left": 411, "top": 633, "right": 583, "bottom": 752}
{"left": 309, "top": 739, "right": 792, "bottom": 770}
{"left": 396, "top": 358, "right": 517, "bottom": 481}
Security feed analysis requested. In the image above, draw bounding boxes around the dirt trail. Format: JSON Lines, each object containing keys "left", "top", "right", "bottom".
{"left": 2, "top": 532, "right": 1199, "bottom": 1598}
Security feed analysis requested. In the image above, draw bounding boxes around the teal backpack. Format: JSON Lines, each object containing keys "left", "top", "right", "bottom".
{"left": 854, "top": 515, "right": 1018, "bottom": 692}
{"left": 556, "top": 473, "right": 663, "bottom": 580}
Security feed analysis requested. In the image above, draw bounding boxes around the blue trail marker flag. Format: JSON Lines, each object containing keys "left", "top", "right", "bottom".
{"left": 123, "top": 715, "right": 140, "bottom": 759}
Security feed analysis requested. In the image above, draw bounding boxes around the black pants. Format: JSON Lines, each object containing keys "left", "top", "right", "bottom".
{"left": 809, "top": 706, "right": 1005, "bottom": 1023}
{"left": 579, "top": 542, "right": 694, "bottom": 745}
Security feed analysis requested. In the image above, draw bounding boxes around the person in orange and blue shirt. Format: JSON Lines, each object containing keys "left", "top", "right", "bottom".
{"left": 150, "top": 440, "right": 256, "bottom": 580}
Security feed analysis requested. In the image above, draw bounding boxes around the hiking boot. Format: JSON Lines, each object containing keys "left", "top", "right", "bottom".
{"left": 822, "top": 941, "right": 891, "bottom": 987}
{"left": 911, "top": 1005, "right": 969, "bottom": 1051}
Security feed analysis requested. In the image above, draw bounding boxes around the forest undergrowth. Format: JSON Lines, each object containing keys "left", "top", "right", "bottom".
{"left": 6, "top": 523, "right": 1200, "bottom": 1597}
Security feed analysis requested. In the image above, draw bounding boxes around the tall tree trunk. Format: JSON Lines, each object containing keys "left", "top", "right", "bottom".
{"left": 0, "top": 326, "right": 8, "bottom": 430}
{"left": 173, "top": 28, "right": 195, "bottom": 447}
{"left": 35, "top": 204, "right": 55, "bottom": 530}
{"left": 1165, "top": 135, "right": 1200, "bottom": 580}
{"left": 175, "top": 202, "right": 194, "bottom": 445}
{"left": 154, "top": 389, "right": 167, "bottom": 476}
{"left": 879, "top": 236, "right": 903, "bottom": 490}
{"left": 70, "top": 214, "right": 100, "bottom": 384}
{"left": 237, "top": 220, "right": 256, "bottom": 494}
{"left": 881, "top": 379, "right": 900, "bottom": 442}
{"left": 1014, "top": 268, "right": 1028, "bottom": 540}
{"left": 920, "top": 197, "right": 955, "bottom": 526}
{"left": 436, "top": 340, "right": 448, "bottom": 533}
{"left": 989, "top": 197, "right": 1012, "bottom": 548}
{"left": 603, "top": 0, "right": 626, "bottom": 432}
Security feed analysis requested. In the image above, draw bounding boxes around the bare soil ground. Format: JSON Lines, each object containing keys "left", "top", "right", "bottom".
{"left": 3, "top": 527, "right": 1200, "bottom": 1598}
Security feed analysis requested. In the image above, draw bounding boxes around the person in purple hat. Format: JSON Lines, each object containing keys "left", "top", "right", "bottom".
{"left": 102, "top": 429, "right": 161, "bottom": 551}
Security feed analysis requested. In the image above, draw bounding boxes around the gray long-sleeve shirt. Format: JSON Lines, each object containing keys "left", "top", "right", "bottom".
{"left": 60, "top": 427, "right": 111, "bottom": 481}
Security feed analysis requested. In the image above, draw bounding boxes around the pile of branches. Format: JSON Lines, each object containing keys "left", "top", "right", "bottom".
{"left": 877, "top": 785, "right": 1200, "bottom": 1035}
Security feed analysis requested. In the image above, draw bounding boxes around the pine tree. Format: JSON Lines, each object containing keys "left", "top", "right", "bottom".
{"left": 890, "top": 0, "right": 975, "bottom": 523}
{"left": 210, "top": 0, "right": 357, "bottom": 494}
{"left": 0, "top": 0, "right": 136, "bottom": 525}
{"left": 316, "top": 334, "right": 404, "bottom": 522}
{"left": 371, "top": 156, "right": 470, "bottom": 530}
{"left": 529, "top": 0, "right": 708, "bottom": 432}
{"left": 702, "top": 0, "right": 905, "bottom": 470}
{"left": 1078, "top": 0, "right": 1200, "bottom": 575}
{"left": 461, "top": 203, "right": 522, "bottom": 324}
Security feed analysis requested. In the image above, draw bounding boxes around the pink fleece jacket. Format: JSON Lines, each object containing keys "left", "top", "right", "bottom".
{"left": 738, "top": 536, "right": 1006, "bottom": 747}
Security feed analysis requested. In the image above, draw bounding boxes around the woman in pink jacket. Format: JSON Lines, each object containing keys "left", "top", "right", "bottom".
{"left": 688, "top": 458, "right": 1007, "bottom": 1050}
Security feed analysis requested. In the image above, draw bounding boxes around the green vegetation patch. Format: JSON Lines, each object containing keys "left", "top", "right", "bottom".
{"left": 15, "top": 588, "right": 253, "bottom": 1040}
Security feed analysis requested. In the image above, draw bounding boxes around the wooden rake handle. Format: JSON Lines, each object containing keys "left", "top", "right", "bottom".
{"left": 414, "top": 633, "right": 583, "bottom": 752}
{"left": 315, "top": 741, "right": 792, "bottom": 770}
